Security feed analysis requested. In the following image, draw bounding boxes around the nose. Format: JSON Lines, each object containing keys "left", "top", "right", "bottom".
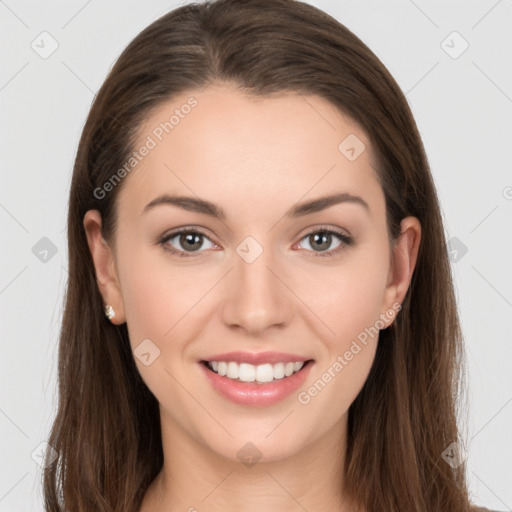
{"left": 220, "top": 241, "right": 293, "bottom": 336}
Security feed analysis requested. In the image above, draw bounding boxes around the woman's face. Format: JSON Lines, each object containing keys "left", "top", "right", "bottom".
{"left": 85, "top": 83, "right": 420, "bottom": 463}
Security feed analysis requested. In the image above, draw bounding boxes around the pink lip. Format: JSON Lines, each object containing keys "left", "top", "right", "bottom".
{"left": 199, "top": 359, "right": 314, "bottom": 407}
{"left": 201, "top": 351, "right": 311, "bottom": 365}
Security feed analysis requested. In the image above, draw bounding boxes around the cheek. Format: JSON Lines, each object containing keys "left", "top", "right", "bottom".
{"left": 117, "top": 243, "right": 207, "bottom": 340}
{"left": 296, "top": 263, "right": 385, "bottom": 421}
{"left": 116, "top": 246, "right": 221, "bottom": 396}
{"left": 117, "top": 248, "right": 199, "bottom": 396}
{"left": 292, "top": 250, "right": 388, "bottom": 408}
{"left": 300, "top": 253, "right": 389, "bottom": 346}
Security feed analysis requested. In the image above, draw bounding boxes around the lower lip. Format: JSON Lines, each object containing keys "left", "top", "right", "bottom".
{"left": 199, "top": 361, "right": 314, "bottom": 407}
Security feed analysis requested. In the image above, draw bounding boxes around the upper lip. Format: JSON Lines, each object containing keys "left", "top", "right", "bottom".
{"left": 201, "top": 351, "right": 313, "bottom": 365}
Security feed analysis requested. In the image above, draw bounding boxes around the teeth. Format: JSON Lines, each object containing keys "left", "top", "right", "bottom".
{"left": 207, "top": 360, "right": 306, "bottom": 383}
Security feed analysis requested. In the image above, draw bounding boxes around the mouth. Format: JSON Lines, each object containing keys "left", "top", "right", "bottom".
{"left": 200, "top": 359, "right": 315, "bottom": 385}
{"left": 198, "top": 350, "right": 315, "bottom": 406}
{"left": 199, "top": 357, "right": 315, "bottom": 406}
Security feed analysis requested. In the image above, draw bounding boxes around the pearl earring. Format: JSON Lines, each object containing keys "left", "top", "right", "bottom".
{"left": 104, "top": 304, "right": 116, "bottom": 321}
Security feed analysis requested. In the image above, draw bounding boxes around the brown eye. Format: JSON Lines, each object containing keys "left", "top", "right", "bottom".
{"left": 159, "top": 229, "right": 216, "bottom": 257}
{"left": 297, "top": 227, "right": 352, "bottom": 257}
{"left": 177, "top": 232, "right": 204, "bottom": 251}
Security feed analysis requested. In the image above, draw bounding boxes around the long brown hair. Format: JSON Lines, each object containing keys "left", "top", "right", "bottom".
{"left": 43, "top": 1, "right": 471, "bottom": 510}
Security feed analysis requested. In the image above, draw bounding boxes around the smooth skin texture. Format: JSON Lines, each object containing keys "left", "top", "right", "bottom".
{"left": 84, "top": 83, "right": 421, "bottom": 512}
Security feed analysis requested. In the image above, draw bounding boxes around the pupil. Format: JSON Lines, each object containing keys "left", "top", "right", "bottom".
{"left": 311, "top": 232, "right": 331, "bottom": 251}
{"left": 181, "top": 233, "right": 202, "bottom": 251}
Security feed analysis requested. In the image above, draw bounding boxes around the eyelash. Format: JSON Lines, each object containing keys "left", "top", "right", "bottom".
{"left": 157, "top": 225, "right": 353, "bottom": 259}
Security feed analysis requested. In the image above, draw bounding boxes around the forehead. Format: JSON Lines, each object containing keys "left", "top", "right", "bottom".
{"left": 117, "top": 84, "right": 383, "bottom": 219}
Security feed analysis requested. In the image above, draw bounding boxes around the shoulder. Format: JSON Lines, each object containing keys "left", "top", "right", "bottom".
{"left": 471, "top": 506, "right": 501, "bottom": 512}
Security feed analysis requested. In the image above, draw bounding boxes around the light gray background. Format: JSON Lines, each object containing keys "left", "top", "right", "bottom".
{"left": 1, "top": 0, "right": 511, "bottom": 510}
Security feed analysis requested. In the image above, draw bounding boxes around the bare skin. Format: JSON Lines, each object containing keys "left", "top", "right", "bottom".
{"left": 84, "top": 82, "right": 421, "bottom": 512}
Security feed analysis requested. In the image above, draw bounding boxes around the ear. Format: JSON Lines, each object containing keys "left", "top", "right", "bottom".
{"left": 380, "top": 216, "right": 421, "bottom": 327}
{"left": 83, "top": 210, "right": 126, "bottom": 324}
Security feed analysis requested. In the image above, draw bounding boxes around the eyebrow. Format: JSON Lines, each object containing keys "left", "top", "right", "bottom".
{"left": 143, "top": 192, "right": 370, "bottom": 219}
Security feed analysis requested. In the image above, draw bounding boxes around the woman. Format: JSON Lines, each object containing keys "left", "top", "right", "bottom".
{"left": 43, "top": 0, "right": 497, "bottom": 511}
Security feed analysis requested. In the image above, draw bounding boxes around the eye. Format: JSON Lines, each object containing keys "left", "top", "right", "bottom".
{"left": 158, "top": 228, "right": 216, "bottom": 257}
{"left": 296, "top": 226, "right": 353, "bottom": 257}
{"left": 157, "top": 225, "right": 353, "bottom": 259}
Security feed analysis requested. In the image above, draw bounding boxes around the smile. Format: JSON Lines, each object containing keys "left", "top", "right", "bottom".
{"left": 204, "top": 360, "right": 307, "bottom": 383}
{"left": 200, "top": 358, "right": 314, "bottom": 407}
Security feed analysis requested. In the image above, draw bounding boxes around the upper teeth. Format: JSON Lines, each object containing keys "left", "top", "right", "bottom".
{"left": 208, "top": 361, "right": 305, "bottom": 383}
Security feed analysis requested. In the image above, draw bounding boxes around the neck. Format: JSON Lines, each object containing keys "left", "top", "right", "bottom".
{"left": 140, "top": 409, "right": 358, "bottom": 512}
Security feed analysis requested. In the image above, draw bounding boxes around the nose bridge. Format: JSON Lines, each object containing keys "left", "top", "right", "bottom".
{"left": 222, "top": 234, "right": 291, "bottom": 334}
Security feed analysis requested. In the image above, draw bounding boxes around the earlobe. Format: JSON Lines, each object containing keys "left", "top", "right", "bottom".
{"left": 83, "top": 210, "right": 125, "bottom": 324}
{"left": 380, "top": 216, "right": 422, "bottom": 327}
